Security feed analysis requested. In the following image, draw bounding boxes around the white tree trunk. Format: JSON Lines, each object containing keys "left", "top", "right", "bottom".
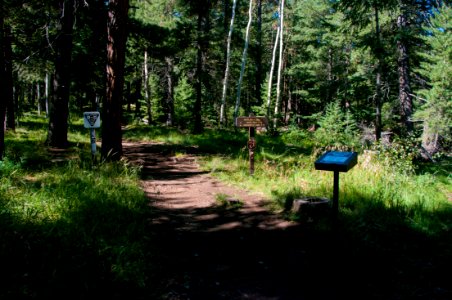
{"left": 234, "top": 0, "right": 254, "bottom": 120}
{"left": 274, "top": 0, "right": 284, "bottom": 129}
{"left": 45, "top": 73, "right": 49, "bottom": 117}
{"left": 266, "top": 25, "right": 280, "bottom": 117}
{"left": 220, "top": 0, "right": 237, "bottom": 126}
{"left": 37, "top": 82, "right": 41, "bottom": 115}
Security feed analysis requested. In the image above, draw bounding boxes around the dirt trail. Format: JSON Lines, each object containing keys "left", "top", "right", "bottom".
{"left": 123, "top": 141, "right": 294, "bottom": 232}
{"left": 122, "top": 141, "right": 342, "bottom": 300}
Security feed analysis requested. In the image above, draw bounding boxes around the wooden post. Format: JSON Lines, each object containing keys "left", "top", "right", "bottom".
{"left": 235, "top": 115, "right": 268, "bottom": 176}
{"left": 248, "top": 126, "right": 256, "bottom": 175}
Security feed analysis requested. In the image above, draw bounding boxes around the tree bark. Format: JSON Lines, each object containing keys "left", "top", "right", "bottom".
{"left": 102, "top": 0, "right": 129, "bottom": 160}
{"left": 144, "top": 50, "right": 152, "bottom": 124}
{"left": 0, "top": 1, "right": 6, "bottom": 159}
{"left": 274, "top": 0, "right": 284, "bottom": 129}
{"left": 47, "top": 0, "right": 74, "bottom": 148}
{"left": 165, "top": 56, "right": 174, "bottom": 126}
{"left": 193, "top": 6, "right": 206, "bottom": 134}
{"left": 234, "top": 0, "right": 254, "bottom": 120}
{"left": 255, "top": 0, "right": 262, "bottom": 106}
{"left": 37, "top": 82, "right": 41, "bottom": 115}
{"left": 374, "top": 4, "right": 382, "bottom": 141}
{"left": 4, "top": 24, "right": 14, "bottom": 131}
{"left": 220, "top": 0, "right": 237, "bottom": 126}
{"left": 45, "top": 73, "right": 49, "bottom": 117}
{"left": 397, "top": 6, "right": 413, "bottom": 133}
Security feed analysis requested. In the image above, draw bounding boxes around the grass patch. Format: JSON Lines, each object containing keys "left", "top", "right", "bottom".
{"left": 1, "top": 115, "right": 155, "bottom": 299}
{"left": 215, "top": 193, "right": 244, "bottom": 209}
{"left": 2, "top": 119, "right": 451, "bottom": 299}
{"left": 122, "top": 123, "right": 452, "bottom": 237}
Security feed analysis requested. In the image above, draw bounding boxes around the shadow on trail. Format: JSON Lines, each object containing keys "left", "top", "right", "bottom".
{"left": 123, "top": 142, "right": 444, "bottom": 300}
{"left": 147, "top": 209, "right": 339, "bottom": 300}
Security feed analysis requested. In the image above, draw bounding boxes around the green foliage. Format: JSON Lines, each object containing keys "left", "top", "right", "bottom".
{"left": 174, "top": 75, "right": 195, "bottom": 129}
{"left": 370, "top": 136, "right": 419, "bottom": 175}
{"left": 415, "top": 5, "right": 452, "bottom": 151}
{"left": 313, "top": 101, "right": 360, "bottom": 148}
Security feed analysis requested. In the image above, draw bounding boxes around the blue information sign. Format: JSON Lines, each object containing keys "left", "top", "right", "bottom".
{"left": 315, "top": 151, "right": 358, "bottom": 172}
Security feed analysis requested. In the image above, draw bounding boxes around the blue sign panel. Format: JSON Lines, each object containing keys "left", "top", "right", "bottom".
{"left": 315, "top": 151, "right": 358, "bottom": 172}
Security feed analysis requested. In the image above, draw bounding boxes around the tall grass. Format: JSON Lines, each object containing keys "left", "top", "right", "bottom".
{"left": 3, "top": 117, "right": 450, "bottom": 298}
{"left": 123, "top": 124, "right": 452, "bottom": 237}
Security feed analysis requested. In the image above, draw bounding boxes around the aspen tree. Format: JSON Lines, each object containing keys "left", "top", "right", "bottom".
{"left": 220, "top": 0, "right": 237, "bottom": 126}
{"left": 273, "top": 0, "right": 284, "bottom": 129}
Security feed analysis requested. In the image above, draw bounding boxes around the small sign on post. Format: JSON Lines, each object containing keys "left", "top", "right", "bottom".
{"left": 83, "top": 112, "right": 101, "bottom": 162}
{"left": 315, "top": 151, "right": 358, "bottom": 222}
{"left": 235, "top": 115, "right": 268, "bottom": 175}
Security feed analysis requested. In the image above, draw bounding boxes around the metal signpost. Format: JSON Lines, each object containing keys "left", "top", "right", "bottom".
{"left": 315, "top": 151, "right": 358, "bottom": 221}
{"left": 235, "top": 115, "right": 268, "bottom": 175}
{"left": 83, "top": 111, "right": 101, "bottom": 162}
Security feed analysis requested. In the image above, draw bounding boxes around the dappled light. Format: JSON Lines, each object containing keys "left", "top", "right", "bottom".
{"left": 0, "top": 0, "right": 451, "bottom": 298}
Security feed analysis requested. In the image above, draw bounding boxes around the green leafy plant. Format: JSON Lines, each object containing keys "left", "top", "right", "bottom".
{"left": 314, "top": 101, "right": 360, "bottom": 148}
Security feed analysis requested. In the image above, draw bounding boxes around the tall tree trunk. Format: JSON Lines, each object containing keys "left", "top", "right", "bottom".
{"left": 397, "top": 4, "right": 413, "bottom": 133}
{"left": 326, "top": 47, "right": 333, "bottom": 102}
{"left": 220, "top": 0, "right": 237, "bottom": 126}
{"left": 273, "top": 0, "right": 284, "bottom": 129}
{"left": 234, "top": 0, "right": 254, "bottom": 120}
{"left": 255, "top": 0, "right": 262, "bottom": 106}
{"left": 144, "top": 50, "right": 152, "bottom": 124}
{"left": 165, "top": 56, "right": 174, "bottom": 126}
{"left": 193, "top": 9, "right": 204, "bottom": 133}
{"left": 102, "top": 0, "right": 129, "bottom": 160}
{"left": 0, "top": 1, "right": 6, "bottom": 159}
{"left": 266, "top": 25, "right": 280, "bottom": 117}
{"left": 47, "top": 0, "right": 74, "bottom": 148}
{"left": 4, "top": 24, "right": 14, "bottom": 131}
{"left": 133, "top": 76, "right": 141, "bottom": 119}
{"left": 374, "top": 4, "right": 382, "bottom": 141}
{"left": 45, "top": 73, "right": 49, "bottom": 117}
{"left": 37, "top": 82, "right": 41, "bottom": 115}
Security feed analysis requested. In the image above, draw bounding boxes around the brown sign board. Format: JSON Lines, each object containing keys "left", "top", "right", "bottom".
{"left": 235, "top": 116, "right": 268, "bottom": 128}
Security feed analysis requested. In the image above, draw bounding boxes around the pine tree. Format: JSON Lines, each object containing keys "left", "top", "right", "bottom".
{"left": 47, "top": 0, "right": 75, "bottom": 148}
{"left": 102, "top": 0, "right": 129, "bottom": 160}
{"left": 415, "top": 4, "right": 451, "bottom": 155}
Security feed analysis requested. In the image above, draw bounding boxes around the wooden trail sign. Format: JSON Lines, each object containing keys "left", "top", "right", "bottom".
{"left": 235, "top": 116, "right": 268, "bottom": 175}
{"left": 235, "top": 116, "right": 268, "bottom": 128}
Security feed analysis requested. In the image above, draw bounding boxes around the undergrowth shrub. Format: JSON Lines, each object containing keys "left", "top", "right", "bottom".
{"left": 313, "top": 101, "right": 360, "bottom": 148}
{"left": 370, "top": 136, "right": 419, "bottom": 175}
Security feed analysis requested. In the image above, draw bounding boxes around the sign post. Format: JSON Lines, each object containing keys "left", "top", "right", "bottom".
{"left": 83, "top": 112, "right": 101, "bottom": 162}
{"left": 235, "top": 115, "right": 268, "bottom": 175}
{"left": 315, "top": 151, "right": 358, "bottom": 221}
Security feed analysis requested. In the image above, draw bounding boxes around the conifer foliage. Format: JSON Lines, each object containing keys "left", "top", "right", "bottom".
{"left": 0, "top": 0, "right": 450, "bottom": 160}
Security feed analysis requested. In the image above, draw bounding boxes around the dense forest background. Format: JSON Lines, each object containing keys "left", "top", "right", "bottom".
{"left": 0, "top": 0, "right": 450, "bottom": 159}
{"left": 0, "top": 1, "right": 451, "bottom": 298}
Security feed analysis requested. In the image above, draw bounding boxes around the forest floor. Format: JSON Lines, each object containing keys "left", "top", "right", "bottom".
{"left": 121, "top": 141, "right": 411, "bottom": 300}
